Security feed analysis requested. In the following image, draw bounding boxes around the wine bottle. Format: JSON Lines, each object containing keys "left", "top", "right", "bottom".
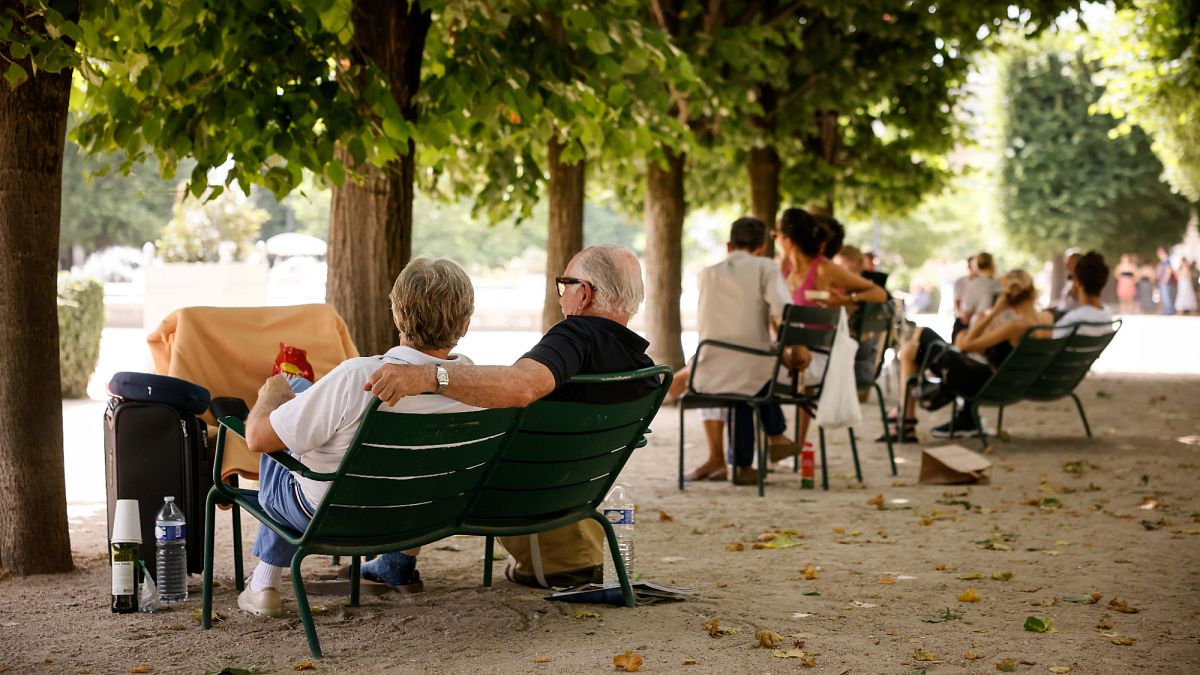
{"left": 111, "top": 541, "right": 139, "bottom": 614}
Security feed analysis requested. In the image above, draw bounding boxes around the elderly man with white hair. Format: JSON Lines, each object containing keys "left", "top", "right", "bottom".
{"left": 361, "top": 244, "right": 657, "bottom": 588}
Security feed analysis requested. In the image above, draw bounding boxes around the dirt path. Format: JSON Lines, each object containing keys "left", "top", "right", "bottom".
{"left": 2, "top": 373, "right": 1198, "bottom": 674}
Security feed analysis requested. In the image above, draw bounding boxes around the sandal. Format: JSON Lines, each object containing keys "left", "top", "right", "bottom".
{"left": 876, "top": 418, "right": 918, "bottom": 444}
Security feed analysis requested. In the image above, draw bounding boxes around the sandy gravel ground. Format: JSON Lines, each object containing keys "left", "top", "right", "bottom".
{"left": 1, "top": 373, "right": 1198, "bottom": 674}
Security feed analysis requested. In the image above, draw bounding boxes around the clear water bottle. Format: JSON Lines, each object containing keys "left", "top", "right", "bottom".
{"left": 154, "top": 496, "right": 188, "bottom": 603}
{"left": 601, "top": 484, "right": 635, "bottom": 586}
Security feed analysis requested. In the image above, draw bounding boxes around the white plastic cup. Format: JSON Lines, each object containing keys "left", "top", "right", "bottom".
{"left": 111, "top": 499, "right": 142, "bottom": 544}
{"left": 804, "top": 290, "right": 831, "bottom": 301}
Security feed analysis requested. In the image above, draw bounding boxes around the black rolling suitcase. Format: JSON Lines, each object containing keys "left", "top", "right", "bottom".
{"left": 104, "top": 372, "right": 212, "bottom": 578}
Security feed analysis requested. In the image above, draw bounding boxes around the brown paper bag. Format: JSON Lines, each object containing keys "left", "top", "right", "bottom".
{"left": 919, "top": 444, "right": 992, "bottom": 484}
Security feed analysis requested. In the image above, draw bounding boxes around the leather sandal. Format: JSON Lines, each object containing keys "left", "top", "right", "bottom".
{"left": 876, "top": 418, "right": 918, "bottom": 444}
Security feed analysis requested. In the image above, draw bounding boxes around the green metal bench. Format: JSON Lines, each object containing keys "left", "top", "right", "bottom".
{"left": 911, "top": 320, "right": 1120, "bottom": 448}
{"left": 201, "top": 365, "right": 671, "bottom": 657}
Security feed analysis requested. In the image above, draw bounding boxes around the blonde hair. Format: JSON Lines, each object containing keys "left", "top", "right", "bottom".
{"left": 1001, "top": 269, "right": 1035, "bottom": 306}
{"left": 389, "top": 257, "right": 474, "bottom": 350}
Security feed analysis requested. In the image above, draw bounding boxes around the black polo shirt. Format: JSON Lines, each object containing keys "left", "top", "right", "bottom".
{"left": 521, "top": 315, "right": 657, "bottom": 403}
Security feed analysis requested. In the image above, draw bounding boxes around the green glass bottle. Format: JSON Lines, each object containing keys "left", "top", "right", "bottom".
{"left": 111, "top": 542, "right": 139, "bottom": 614}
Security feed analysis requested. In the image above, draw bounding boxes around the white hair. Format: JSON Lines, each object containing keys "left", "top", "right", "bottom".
{"left": 575, "top": 245, "right": 644, "bottom": 316}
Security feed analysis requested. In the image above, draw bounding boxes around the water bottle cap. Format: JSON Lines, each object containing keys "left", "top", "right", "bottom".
{"left": 164, "top": 496, "right": 175, "bottom": 502}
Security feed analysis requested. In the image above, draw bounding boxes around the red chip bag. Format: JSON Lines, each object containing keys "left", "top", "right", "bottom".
{"left": 272, "top": 342, "right": 314, "bottom": 382}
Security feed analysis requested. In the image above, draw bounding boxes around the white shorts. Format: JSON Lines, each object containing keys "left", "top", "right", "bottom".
{"left": 699, "top": 407, "right": 727, "bottom": 422}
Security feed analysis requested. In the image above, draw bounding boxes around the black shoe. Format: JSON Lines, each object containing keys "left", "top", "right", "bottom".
{"left": 876, "top": 418, "right": 917, "bottom": 443}
{"left": 915, "top": 381, "right": 953, "bottom": 411}
{"left": 930, "top": 412, "right": 985, "bottom": 438}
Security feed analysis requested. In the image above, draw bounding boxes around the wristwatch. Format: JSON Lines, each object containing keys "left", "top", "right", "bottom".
{"left": 433, "top": 364, "right": 450, "bottom": 395}
{"left": 850, "top": 291, "right": 859, "bottom": 303}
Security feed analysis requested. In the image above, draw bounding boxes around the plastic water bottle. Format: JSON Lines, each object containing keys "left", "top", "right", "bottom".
{"left": 601, "top": 484, "right": 635, "bottom": 586}
{"left": 154, "top": 496, "right": 188, "bottom": 603}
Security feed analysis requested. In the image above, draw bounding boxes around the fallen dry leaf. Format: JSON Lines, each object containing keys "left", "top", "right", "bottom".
{"left": 613, "top": 651, "right": 643, "bottom": 672}
{"left": 188, "top": 608, "right": 221, "bottom": 624}
{"left": 1097, "top": 616, "right": 1114, "bottom": 629}
{"left": 128, "top": 666, "right": 152, "bottom": 674}
{"left": 802, "top": 564, "right": 819, "bottom": 580}
{"left": 658, "top": 510, "right": 676, "bottom": 522}
{"left": 1110, "top": 636, "right": 1136, "bottom": 646}
{"left": 1108, "top": 597, "right": 1139, "bottom": 614}
{"left": 996, "top": 658, "right": 1018, "bottom": 672}
{"left": 958, "top": 588, "right": 981, "bottom": 602}
{"left": 920, "top": 517, "right": 935, "bottom": 526}
{"left": 802, "top": 655, "right": 817, "bottom": 667}
{"left": 964, "top": 651, "right": 982, "bottom": 660}
{"left": 292, "top": 663, "right": 316, "bottom": 672}
{"left": 755, "top": 630, "right": 784, "bottom": 648}
{"left": 772, "top": 649, "right": 806, "bottom": 659}
{"left": 702, "top": 618, "right": 739, "bottom": 637}
{"left": 959, "top": 572, "right": 983, "bottom": 580}
{"left": 879, "top": 576, "right": 897, "bottom": 584}
{"left": 533, "top": 657, "right": 552, "bottom": 664}
{"left": 913, "top": 649, "right": 937, "bottom": 661}
{"left": 867, "top": 494, "right": 885, "bottom": 509}
{"left": 1049, "top": 667, "right": 1072, "bottom": 673}
{"left": 935, "top": 563, "right": 948, "bottom": 571}
{"left": 793, "top": 638, "right": 806, "bottom": 649}
{"left": 832, "top": 526, "right": 846, "bottom": 534}
{"left": 680, "top": 658, "right": 697, "bottom": 666}
{"left": 992, "top": 571, "right": 1014, "bottom": 581}
{"left": 575, "top": 610, "right": 602, "bottom": 619}
{"left": 725, "top": 542, "right": 745, "bottom": 552}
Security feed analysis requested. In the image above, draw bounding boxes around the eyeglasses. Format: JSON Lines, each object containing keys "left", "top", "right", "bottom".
{"left": 555, "top": 276, "right": 596, "bottom": 297}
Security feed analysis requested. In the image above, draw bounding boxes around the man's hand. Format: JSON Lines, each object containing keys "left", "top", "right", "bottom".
{"left": 258, "top": 374, "right": 296, "bottom": 405}
{"left": 365, "top": 363, "right": 432, "bottom": 405}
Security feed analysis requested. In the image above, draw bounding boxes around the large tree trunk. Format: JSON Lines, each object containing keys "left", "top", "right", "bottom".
{"left": 644, "top": 148, "right": 687, "bottom": 370}
{"left": 327, "top": 0, "right": 431, "bottom": 355}
{"left": 0, "top": 62, "right": 75, "bottom": 574}
{"left": 748, "top": 143, "right": 780, "bottom": 241}
{"left": 542, "top": 136, "right": 585, "bottom": 332}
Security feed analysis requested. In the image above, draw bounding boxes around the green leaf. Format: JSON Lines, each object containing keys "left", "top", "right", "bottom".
{"left": 3, "top": 62, "right": 28, "bottom": 88}
{"left": 586, "top": 30, "right": 612, "bottom": 55}
{"left": 382, "top": 116, "right": 408, "bottom": 141}
{"left": 1023, "top": 616, "right": 1052, "bottom": 633}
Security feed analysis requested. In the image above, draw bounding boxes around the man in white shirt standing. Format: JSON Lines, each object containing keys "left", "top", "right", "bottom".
{"left": 958, "top": 252, "right": 999, "bottom": 334}
{"left": 237, "top": 257, "right": 479, "bottom": 617}
{"left": 682, "top": 217, "right": 802, "bottom": 484}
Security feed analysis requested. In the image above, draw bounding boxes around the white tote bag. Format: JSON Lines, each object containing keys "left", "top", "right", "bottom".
{"left": 816, "top": 308, "right": 862, "bottom": 430}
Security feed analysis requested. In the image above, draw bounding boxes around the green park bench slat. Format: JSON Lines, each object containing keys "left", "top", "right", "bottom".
{"left": 484, "top": 452, "right": 624, "bottom": 489}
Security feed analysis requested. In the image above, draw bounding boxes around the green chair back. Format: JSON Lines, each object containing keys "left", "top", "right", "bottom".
{"left": 972, "top": 328, "right": 1067, "bottom": 404}
{"left": 852, "top": 301, "right": 896, "bottom": 385}
{"left": 464, "top": 366, "right": 671, "bottom": 530}
{"left": 767, "top": 304, "right": 839, "bottom": 397}
{"left": 1026, "top": 320, "right": 1121, "bottom": 401}
{"left": 305, "top": 405, "right": 524, "bottom": 548}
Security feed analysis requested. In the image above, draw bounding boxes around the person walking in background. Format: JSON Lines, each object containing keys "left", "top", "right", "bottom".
{"left": 1176, "top": 257, "right": 1198, "bottom": 315}
{"left": 1114, "top": 254, "right": 1138, "bottom": 315}
{"left": 1136, "top": 260, "right": 1157, "bottom": 313}
{"left": 1157, "top": 247, "right": 1177, "bottom": 316}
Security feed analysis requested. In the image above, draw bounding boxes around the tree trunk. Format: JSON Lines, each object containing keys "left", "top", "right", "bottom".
{"left": 0, "top": 63, "right": 75, "bottom": 574}
{"left": 542, "top": 137, "right": 586, "bottom": 332}
{"left": 326, "top": 0, "right": 431, "bottom": 355}
{"left": 748, "top": 144, "right": 780, "bottom": 254}
{"left": 1049, "top": 251, "right": 1066, "bottom": 301}
{"left": 644, "top": 148, "right": 687, "bottom": 370}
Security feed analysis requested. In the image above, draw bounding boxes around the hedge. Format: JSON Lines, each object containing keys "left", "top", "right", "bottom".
{"left": 58, "top": 274, "right": 105, "bottom": 399}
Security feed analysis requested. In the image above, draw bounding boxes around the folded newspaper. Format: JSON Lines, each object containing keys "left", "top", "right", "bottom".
{"left": 546, "top": 581, "right": 697, "bottom": 606}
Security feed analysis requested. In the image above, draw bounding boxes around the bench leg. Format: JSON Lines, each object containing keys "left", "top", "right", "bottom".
{"left": 848, "top": 427, "right": 862, "bottom": 484}
{"left": 677, "top": 404, "right": 686, "bottom": 491}
{"left": 818, "top": 426, "right": 829, "bottom": 491}
{"left": 291, "top": 552, "right": 323, "bottom": 658}
{"left": 996, "top": 406, "right": 1005, "bottom": 435}
{"left": 483, "top": 537, "right": 495, "bottom": 587}
{"left": 1071, "top": 393, "right": 1093, "bottom": 438}
{"left": 592, "top": 512, "right": 635, "bottom": 608}
{"left": 754, "top": 406, "right": 765, "bottom": 498}
{"left": 970, "top": 403, "right": 988, "bottom": 449}
{"left": 228, "top": 475, "right": 244, "bottom": 591}
{"left": 949, "top": 399, "right": 958, "bottom": 437}
{"left": 349, "top": 555, "right": 361, "bottom": 607}
{"left": 201, "top": 488, "right": 218, "bottom": 630}
{"left": 875, "top": 382, "right": 897, "bottom": 476}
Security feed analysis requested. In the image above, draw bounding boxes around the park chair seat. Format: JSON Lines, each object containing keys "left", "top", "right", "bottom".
{"left": 678, "top": 304, "right": 876, "bottom": 495}
{"left": 201, "top": 366, "right": 671, "bottom": 658}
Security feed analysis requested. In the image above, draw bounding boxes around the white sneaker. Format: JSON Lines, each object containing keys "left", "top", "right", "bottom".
{"left": 238, "top": 586, "right": 282, "bottom": 618}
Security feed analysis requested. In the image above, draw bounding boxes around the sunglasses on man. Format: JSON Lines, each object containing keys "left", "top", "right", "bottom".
{"left": 555, "top": 276, "right": 597, "bottom": 297}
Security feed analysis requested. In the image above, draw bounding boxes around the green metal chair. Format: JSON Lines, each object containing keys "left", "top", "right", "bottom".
{"left": 850, "top": 300, "right": 898, "bottom": 476}
{"left": 464, "top": 366, "right": 672, "bottom": 607}
{"left": 201, "top": 365, "right": 670, "bottom": 657}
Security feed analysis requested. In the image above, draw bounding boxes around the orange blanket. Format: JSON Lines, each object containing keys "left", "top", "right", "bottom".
{"left": 147, "top": 304, "right": 358, "bottom": 481}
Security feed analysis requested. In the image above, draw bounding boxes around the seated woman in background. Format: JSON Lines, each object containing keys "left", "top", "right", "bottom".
{"left": 775, "top": 208, "right": 887, "bottom": 461}
{"left": 888, "top": 269, "right": 1053, "bottom": 442}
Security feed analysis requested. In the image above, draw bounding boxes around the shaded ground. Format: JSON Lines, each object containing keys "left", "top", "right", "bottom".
{"left": 2, "top": 373, "right": 1199, "bottom": 674}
